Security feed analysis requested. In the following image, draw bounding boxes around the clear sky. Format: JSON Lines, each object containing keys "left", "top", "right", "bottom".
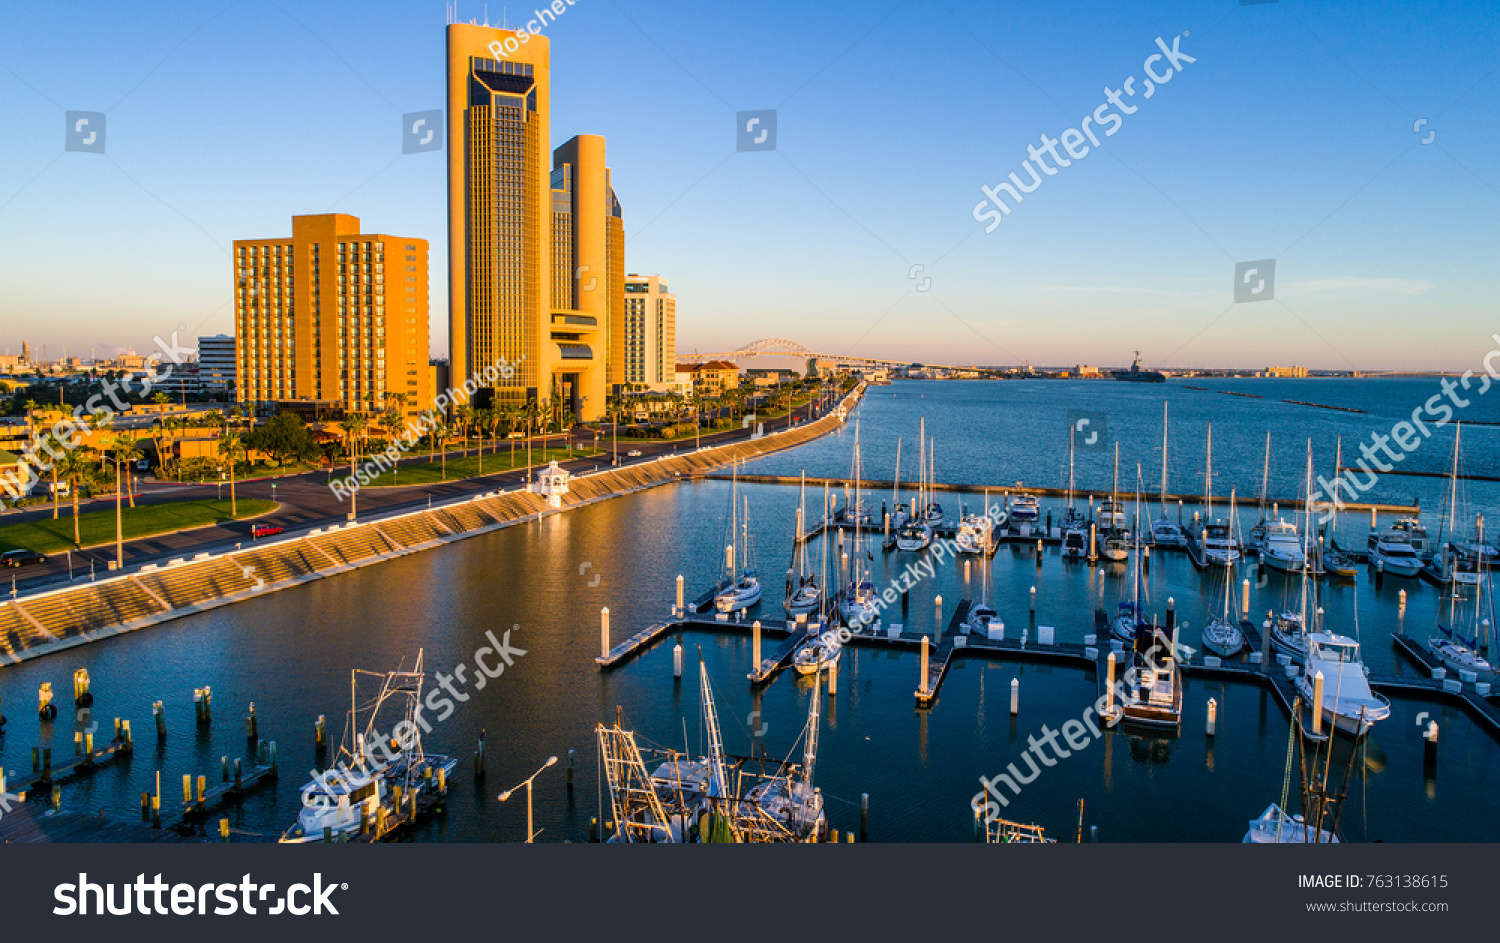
{"left": 1, "top": 0, "right": 1496, "bottom": 371}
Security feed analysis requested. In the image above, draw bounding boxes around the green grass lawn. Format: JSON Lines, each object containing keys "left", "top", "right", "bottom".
{"left": 0, "top": 498, "right": 278, "bottom": 554}
{"left": 358, "top": 447, "right": 602, "bottom": 487}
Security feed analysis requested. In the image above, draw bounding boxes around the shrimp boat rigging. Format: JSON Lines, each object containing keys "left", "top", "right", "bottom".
{"left": 280, "top": 650, "right": 458, "bottom": 843}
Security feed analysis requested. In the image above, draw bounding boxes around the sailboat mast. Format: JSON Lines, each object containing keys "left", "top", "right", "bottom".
{"left": 1160, "top": 402, "right": 1169, "bottom": 512}
{"left": 1068, "top": 424, "right": 1076, "bottom": 512}
{"left": 893, "top": 437, "right": 902, "bottom": 513}
{"left": 1225, "top": 490, "right": 1237, "bottom": 621}
{"left": 1206, "top": 424, "right": 1214, "bottom": 519}
{"left": 1259, "top": 432, "right": 1271, "bottom": 520}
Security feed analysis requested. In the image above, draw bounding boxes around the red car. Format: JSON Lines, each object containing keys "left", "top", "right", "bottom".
{"left": 250, "top": 523, "right": 284, "bottom": 539}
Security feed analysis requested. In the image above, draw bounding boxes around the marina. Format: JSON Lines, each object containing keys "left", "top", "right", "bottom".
{"left": 4, "top": 378, "right": 1500, "bottom": 842}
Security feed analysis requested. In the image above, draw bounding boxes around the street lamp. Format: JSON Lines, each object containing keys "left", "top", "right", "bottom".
{"left": 498, "top": 755, "right": 557, "bottom": 843}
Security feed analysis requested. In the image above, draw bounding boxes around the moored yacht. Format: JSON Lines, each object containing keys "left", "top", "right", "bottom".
{"left": 1008, "top": 494, "right": 1039, "bottom": 523}
{"left": 1295, "top": 632, "right": 1391, "bottom": 738}
{"left": 1258, "top": 519, "right": 1306, "bottom": 572}
{"left": 1367, "top": 531, "right": 1423, "bottom": 577}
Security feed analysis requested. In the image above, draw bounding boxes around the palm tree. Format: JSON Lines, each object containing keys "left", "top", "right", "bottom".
{"left": 54, "top": 449, "right": 93, "bottom": 547}
{"left": 218, "top": 431, "right": 245, "bottom": 518}
{"left": 339, "top": 414, "right": 367, "bottom": 472}
{"left": 433, "top": 422, "right": 451, "bottom": 480}
{"left": 113, "top": 434, "right": 143, "bottom": 508}
{"left": 455, "top": 404, "right": 473, "bottom": 456}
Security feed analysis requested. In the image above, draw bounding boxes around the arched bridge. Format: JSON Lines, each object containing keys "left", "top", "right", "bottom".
{"left": 686, "top": 338, "right": 908, "bottom": 368}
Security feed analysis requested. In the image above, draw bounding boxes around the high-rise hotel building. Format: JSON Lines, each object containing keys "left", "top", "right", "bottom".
{"left": 234, "top": 213, "right": 430, "bottom": 416}
{"left": 446, "top": 24, "right": 622, "bottom": 421}
{"left": 622, "top": 274, "right": 676, "bottom": 391}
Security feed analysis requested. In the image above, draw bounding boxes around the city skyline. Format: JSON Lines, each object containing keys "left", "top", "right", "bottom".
{"left": 0, "top": 1, "right": 1496, "bottom": 371}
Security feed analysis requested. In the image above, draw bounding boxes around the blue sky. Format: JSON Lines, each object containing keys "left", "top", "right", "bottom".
{"left": 0, "top": 0, "right": 1496, "bottom": 370}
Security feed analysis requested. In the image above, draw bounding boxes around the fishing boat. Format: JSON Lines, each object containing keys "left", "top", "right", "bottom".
{"left": 715, "top": 464, "right": 762, "bottom": 613}
{"left": 1295, "top": 632, "right": 1390, "bottom": 738}
{"left": 281, "top": 651, "right": 458, "bottom": 843}
{"left": 1243, "top": 693, "right": 1359, "bottom": 843}
{"left": 743, "top": 671, "right": 828, "bottom": 841}
{"left": 784, "top": 474, "right": 822, "bottom": 616}
{"left": 1201, "top": 490, "right": 1248, "bottom": 657}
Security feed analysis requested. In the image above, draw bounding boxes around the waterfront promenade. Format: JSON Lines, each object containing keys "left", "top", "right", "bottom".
{"left": 0, "top": 387, "right": 862, "bottom": 666}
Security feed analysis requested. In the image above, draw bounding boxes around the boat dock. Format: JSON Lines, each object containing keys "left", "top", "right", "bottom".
{"left": 597, "top": 599, "right": 1500, "bottom": 743}
{"left": 7, "top": 730, "right": 134, "bottom": 795}
{"left": 718, "top": 473, "right": 1419, "bottom": 516}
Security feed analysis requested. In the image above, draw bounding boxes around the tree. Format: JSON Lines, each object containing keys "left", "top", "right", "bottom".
{"left": 54, "top": 448, "right": 93, "bottom": 547}
{"left": 433, "top": 422, "right": 451, "bottom": 480}
{"left": 243, "top": 413, "right": 319, "bottom": 467}
{"left": 113, "top": 434, "right": 143, "bottom": 508}
{"left": 218, "top": 431, "right": 245, "bottom": 517}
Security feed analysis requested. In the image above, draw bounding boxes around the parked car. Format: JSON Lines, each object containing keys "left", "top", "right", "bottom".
{"left": 1, "top": 549, "right": 47, "bottom": 568}
{"left": 626, "top": 449, "right": 643, "bottom": 458}
{"left": 250, "top": 523, "right": 284, "bottom": 539}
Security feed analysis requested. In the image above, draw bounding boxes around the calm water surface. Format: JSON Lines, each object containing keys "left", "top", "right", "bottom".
{"left": 1, "top": 379, "right": 1496, "bottom": 842}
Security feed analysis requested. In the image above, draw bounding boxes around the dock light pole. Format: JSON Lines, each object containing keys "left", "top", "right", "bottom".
{"left": 498, "top": 755, "right": 558, "bottom": 843}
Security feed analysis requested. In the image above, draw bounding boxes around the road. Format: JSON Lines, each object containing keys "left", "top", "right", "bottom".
{"left": 1, "top": 396, "right": 840, "bottom": 596}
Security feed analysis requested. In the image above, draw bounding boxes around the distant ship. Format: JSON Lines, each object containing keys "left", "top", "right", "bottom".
{"left": 1112, "top": 351, "right": 1166, "bottom": 383}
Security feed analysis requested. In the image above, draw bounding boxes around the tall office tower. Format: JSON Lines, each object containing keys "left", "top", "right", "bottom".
{"left": 552, "top": 136, "right": 624, "bottom": 407}
{"left": 233, "top": 214, "right": 430, "bottom": 416}
{"left": 622, "top": 275, "right": 676, "bottom": 391}
{"left": 446, "top": 24, "right": 614, "bottom": 422}
{"left": 20, "top": 341, "right": 30, "bottom": 364}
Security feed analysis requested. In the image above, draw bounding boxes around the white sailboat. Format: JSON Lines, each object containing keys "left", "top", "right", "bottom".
{"left": 1098, "top": 442, "right": 1129, "bottom": 563}
{"left": 895, "top": 423, "right": 933, "bottom": 552}
{"left": 715, "top": 463, "right": 763, "bottom": 613}
{"left": 1149, "top": 403, "right": 1185, "bottom": 548}
{"left": 1187, "top": 424, "right": 1241, "bottom": 566}
{"left": 965, "top": 535, "right": 1004, "bottom": 637}
{"left": 785, "top": 473, "right": 821, "bottom": 616}
{"left": 838, "top": 422, "right": 882, "bottom": 632}
{"left": 1429, "top": 425, "right": 1489, "bottom": 588}
{"left": 955, "top": 491, "right": 998, "bottom": 555}
{"left": 1060, "top": 425, "right": 1089, "bottom": 559}
{"left": 1202, "top": 489, "right": 1249, "bottom": 657}
{"left": 1430, "top": 512, "right": 1497, "bottom": 681}
{"left": 1270, "top": 445, "right": 1321, "bottom": 663}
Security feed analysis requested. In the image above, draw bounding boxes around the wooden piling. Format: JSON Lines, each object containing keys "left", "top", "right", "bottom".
{"left": 675, "top": 575, "right": 684, "bottom": 614}
{"left": 829, "top": 660, "right": 838, "bottom": 697}
{"left": 154, "top": 700, "right": 166, "bottom": 739}
{"left": 1206, "top": 698, "right": 1217, "bottom": 738}
{"left": 246, "top": 703, "right": 257, "bottom": 742}
{"left": 600, "top": 607, "right": 610, "bottom": 659}
{"left": 475, "top": 728, "right": 486, "bottom": 777}
{"left": 673, "top": 641, "right": 683, "bottom": 678}
{"left": 752, "top": 620, "right": 762, "bottom": 672}
{"left": 1010, "top": 677, "right": 1019, "bottom": 716}
{"left": 860, "top": 793, "right": 869, "bottom": 837}
{"left": 1241, "top": 578, "right": 1250, "bottom": 617}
